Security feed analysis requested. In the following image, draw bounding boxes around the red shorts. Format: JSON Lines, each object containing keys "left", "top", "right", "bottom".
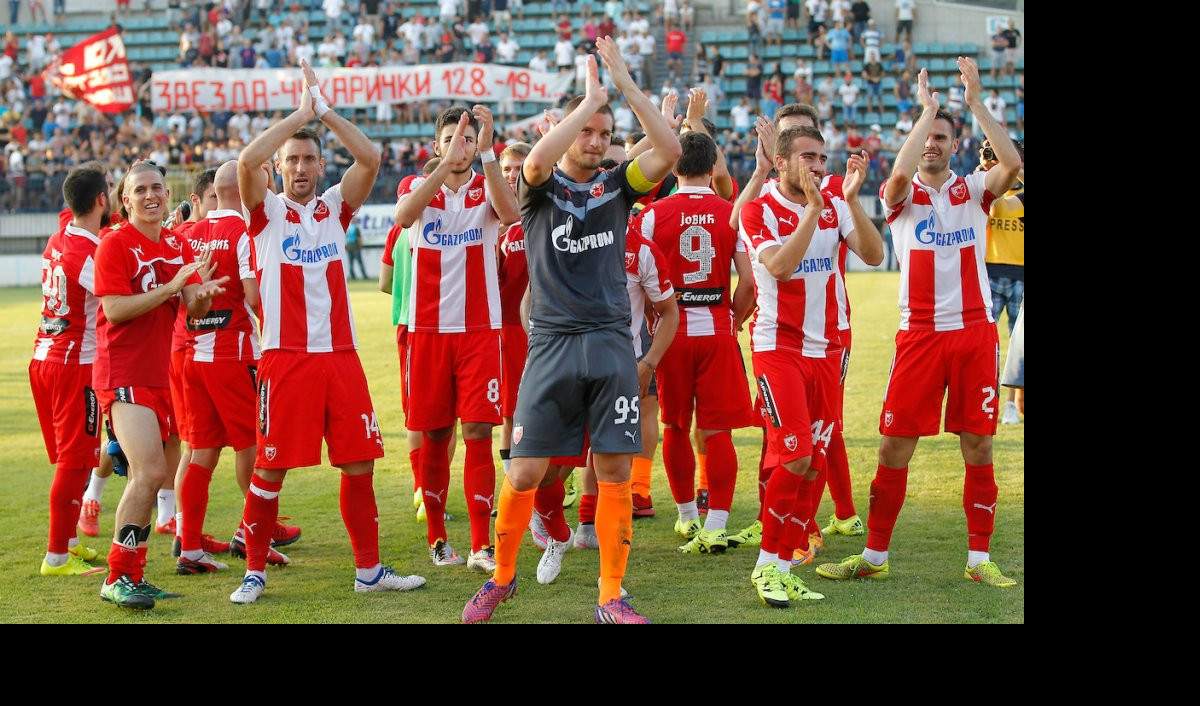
{"left": 831, "top": 334, "right": 851, "bottom": 432}
{"left": 501, "top": 324, "right": 528, "bottom": 418}
{"left": 183, "top": 358, "right": 258, "bottom": 450}
{"left": 168, "top": 350, "right": 187, "bottom": 440}
{"left": 396, "top": 326, "right": 410, "bottom": 409}
{"left": 256, "top": 350, "right": 384, "bottom": 469}
{"left": 752, "top": 349, "right": 835, "bottom": 469}
{"left": 29, "top": 360, "right": 101, "bottom": 466}
{"left": 550, "top": 432, "right": 590, "bottom": 468}
{"left": 880, "top": 325, "right": 1000, "bottom": 437}
{"left": 405, "top": 329, "right": 502, "bottom": 431}
{"left": 97, "top": 386, "right": 174, "bottom": 442}
{"left": 656, "top": 335, "right": 755, "bottom": 430}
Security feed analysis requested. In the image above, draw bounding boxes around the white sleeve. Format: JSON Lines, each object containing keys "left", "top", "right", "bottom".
{"left": 79, "top": 256, "right": 95, "bottom": 294}
{"left": 236, "top": 233, "right": 254, "bottom": 280}
{"left": 835, "top": 197, "right": 854, "bottom": 239}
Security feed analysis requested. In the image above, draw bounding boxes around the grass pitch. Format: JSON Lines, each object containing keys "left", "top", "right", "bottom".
{"left": 0, "top": 273, "right": 1023, "bottom": 623}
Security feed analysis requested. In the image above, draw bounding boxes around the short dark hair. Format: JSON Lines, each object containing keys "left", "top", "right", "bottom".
{"left": 599, "top": 158, "right": 620, "bottom": 170}
{"left": 422, "top": 157, "right": 441, "bottom": 175}
{"left": 564, "top": 95, "right": 614, "bottom": 122}
{"left": 192, "top": 168, "right": 217, "bottom": 198}
{"left": 676, "top": 132, "right": 718, "bottom": 177}
{"left": 776, "top": 125, "right": 824, "bottom": 159}
{"left": 63, "top": 165, "right": 108, "bottom": 218}
{"left": 775, "top": 103, "right": 820, "bottom": 130}
{"left": 287, "top": 126, "right": 323, "bottom": 154}
{"left": 932, "top": 109, "right": 957, "bottom": 140}
{"left": 435, "top": 106, "right": 479, "bottom": 139}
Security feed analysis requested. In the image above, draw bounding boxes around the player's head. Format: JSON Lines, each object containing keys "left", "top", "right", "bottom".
{"left": 775, "top": 125, "right": 827, "bottom": 195}
{"left": 920, "top": 108, "right": 958, "bottom": 173}
{"left": 562, "top": 95, "right": 614, "bottom": 172}
{"left": 276, "top": 127, "right": 324, "bottom": 202}
{"left": 605, "top": 135, "right": 627, "bottom": 164}
{"left": 434, "top": 106, "right": 479, "bottom": 174}
{"left": 190, "top": 167, "right": 218, "bottom": 220}
{"left": 422, "top": 157, "right": 442, "bottom": 175}
{"left": 63, "top": 162, "right": 111, "bottom": 228}
{"left": 774, "top": 103, "right": 819, "bottom": 133}
{"left": 500, "top": 141, "right": 531, "bottom": 192}
{"left": 213, "top": 161, "right": 241, "bottom": 209}
{"left": 123, "top": 161, "right": 170, "bottom": 226}
{"left": 675, "top": 132, "right": 718, "bottom": 180}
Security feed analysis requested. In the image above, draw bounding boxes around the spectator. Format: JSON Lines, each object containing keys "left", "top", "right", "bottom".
{"left": 806, "top": 0, "right": 828, "bottom": 36}
{"left": 850, "top": 0, "right": 871, "bottom": 41}
{"left": 894, "top": 68, "right": 912, "bottom": 113}
{"left": 574, "top": 45, "right": 590, "bottom": 94}
{"left": 680, "top": 1, "right": 694, "bottom": 32}
{"left": 496, "top": 31, "right": 519, "bottom": 64}
{"left": 345, "top": 219, "right": 367, "bottom": 280}
{"left": 745, "top": 52, "right": 763, "bottom": 102}
{"left": 786, "top": 0, "right": 800, "bottom": 31}
{"left": 8, "top": 0, "right": 20, "bottom": 25}
{"left": 493, "top": 0, "right": 513, "bottom": 34}
{"left": 765, "top": 0, "right": 786, "bottom": 47}
{"left": 730, "top": 95, "right": 753, "bottom": 132}
{"left": 813, "top": 24, "right": 828, "bottom": 60}
{"left": 894, "top": 108, "right": 913, "bottom": 134}
{"left": 353, "top": 14, "right": 376, "bottom": 49}
{"left": 554, "top": 35, "right": 574, "bottom": 73}
{"left": 636, "top": 27, "right": 655, "bottom": 88}
{"left": 528, "top": 47, "right": 549, "bottom": 72}
{"left": 792, "top": 62, "right": 813, "bottom": 104}
{"left": 837, "top": 73, "right": 859, "bottom": 125}
{"left": 614, "top": 100, "right": 635, "bottom": 133}
{"left": 894, "top": 0, "right": 915, "bottom": 43}
{"left": 862, "top": 59, "right": 884, "bottom": 115}
{"left": 665, "top": 25, "right": 686, "bottom": 81}
{"left": 990, "top": 24, "right": 1007, "bottom": 80}
{"left": 861, "top": 18, "right": 881, "bottom": 64}
{"left": 324, "top": 0, "right": 346, "bottom": 34}
{"left": 816, "top": 73, "right": 835, "bottom": 103}
{"left": 1002, "top": 19, "right": 1021, "bottom": 76}
{"left": 828, "top": 20, "right": 852, "bottom": 74}
{"left": 466, "top": 14, "right": 489, "bottom": 48}
{"left": 760, "top": 68, "right": 783, "bottom": 117}
{"left": 746, "top": 2, "right": 763, "bottom": 55}
{"left": 439, "top": 0, "right": 458, "bottom": 24}
{"left": 1015, "top": 74, "right": 1023, "bottom": 132}
{"left": 984, "top": 88, "right": 1007, "bottom": 126}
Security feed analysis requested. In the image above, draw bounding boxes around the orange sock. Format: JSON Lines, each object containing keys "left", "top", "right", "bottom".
{"left": 697, "top": 453, "right": 709, "bottom": 490}
{"left": 492, "top": 476, "right": 535, "bottom": 585}
{"left": 596, "top": 480, "right": 633, "bottom": 604}
{"left": 631, "top": 457, "right": 652, "bottom": 497}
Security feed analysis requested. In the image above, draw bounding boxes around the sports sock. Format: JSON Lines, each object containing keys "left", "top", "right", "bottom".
{"left": 241, "top": 473, "right": 283, "bottom": 573}
{"left": 596, "top": 480, "right": 633, "bottom": 604}
{"left": 419, "top": 432, "right": 452, "bottom": 544}
{"left": 967, "top": 550, "right": 990, "bottom": 568}
{"left": 755, "top": 549, "right": 778, "bottom": 568}
{"left": 676, "top": 501, "right": 698, "bottom": 521}
{"left": 963, "top": 462, "right": 998, "bottom": 554}
{"left": 499, "top": 448, "right": 511, "bottom": 475}
{"left": 463, "top": 438, "right": 497, "bottom": 551}
{"left": 697, "top": 452, "right": 709, "bottom": 491}
{"left": 83, "top": 469, "right": 108, "bottom": 504}
{"left": 704, "top": 509, "right": 729, "bottom": 531}
{"left": 630, "top": 456, "right": 652, "bottom": 497}
{"left": 811, "top": 472, "right": 828, "bottom": 521}
{"left": 134, "top": 544, "right": 148, "bottom": 583}
{"left": 181, "top": 548, "right": 204, "bottom": 561}
{"left": 704, "top": 431, "right": 737, "bottom": 514}
{"left": 156, "top": 489, "right": 175, "bottom": 528}
{"left": 492, "top": 476, "right": 535, "bottom": 585}
{"left": 756, "top": 433, "right": 771, "bottom": 522}
{"left": 578, "top": 492, "right": 597, "bottom": 525}
{"left": 760, "top": 467, "right": 801, "bottom": 556}
{"left": 356, "top": 564, "right": 384, "bottom": 582}
{"left": 533, "top": 478, "right": 571, "bottom": 543}
{"left": 661, "top": 426, "right": 696, "bottom": 503}
{"left": 45, "top": 552, "right": 69, "bottom": 567}
{"left": 865, "top": 463, "right": 908, "bottom": 553}
{"left": 780, "top": 476, "right": 817, "bottom": 557}
{"left": 178, "top": 463, "right": 213, "bottom": 553}
{"left": 862, "top": 548, "right": 888, "bottom": 565}
{"left": 48, "top": 463, "right": 89, "bottom": 554}
{"left": 826, "top": 430, "right": 857, "bottom": 519}
{"left": 340, "top": 472, "right": 381, "bottom": 569}
{"left": 174, "top": 511, "right": 183, "bottom": 539}
{"left": 408, "top": 447, "right": 421, "bottom": 492}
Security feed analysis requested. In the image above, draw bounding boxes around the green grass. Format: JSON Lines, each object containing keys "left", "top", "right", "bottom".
{"left": 0, "top": 273, "right": 1023, "bottom": 623}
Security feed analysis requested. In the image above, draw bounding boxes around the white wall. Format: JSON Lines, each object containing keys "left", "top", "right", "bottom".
{"left": 0, "top": 256, "right": 46, "bottom": 288}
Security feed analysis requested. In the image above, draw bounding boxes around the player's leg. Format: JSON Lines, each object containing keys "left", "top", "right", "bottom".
{"left": 658, "top": 340, "right": 699, "bottom": 532}
{"left": 407, "top": 331, "right": 461, "bottom": 560}
{"left": 79, "top": 443, "right": 113, "bottom": 537}
{"left": 499, "top": 323, "right": 528, "bottom": 475}
{"left": 823, "top": 343, "right": 861, "bottom": 534}
{"left": 462, "top": 421, "right": 499, "bottom": 570}
{"left": 156, "top": 434, "right": 180, "bottom": 535}
{"left": 177, "top": 446, "right": 229, "bottom": 573}
{"left": 457, "top": 330, "right": 503, "bottom": 570}
{"left": 630, "top": 392, "right": 658, "bottom": 518}
{"left": 533, "top": 464, "right": 574, "bottom": 583}
{"left": 694, "top": 425, "right": 709, "bottom": 514}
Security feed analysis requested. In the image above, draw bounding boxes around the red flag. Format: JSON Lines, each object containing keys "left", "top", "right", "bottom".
{"left": 45, "top": 27, "right": 135, "bottom": 114}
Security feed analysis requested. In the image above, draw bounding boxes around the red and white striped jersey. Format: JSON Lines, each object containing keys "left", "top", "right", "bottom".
{"left": 740, "top": 183, "right": 853, "bottom": 358}
{"left": 248, "top": 185, "right": 358, "bottom": 353}
{"left": 185, "top": 210, "right": 261, "bottom": 363}
{"left": 170, "top": 220, "right": 199, "bottom": 353}
{"left": 882, "top": 170, "right": 996, "bottom": 331}
{"left": 498, "top": 223, "right": 528, "bottom": 327}
{"left": 33, "top": 224, "right": 101, "bottom": 365}
{"left": 634, "top": 186, "right": 738, "bottom": 338}
{"left": 625, "top": 232, "right": 675, "bottom": 355}
{"left": 398, "top": 171, "right": 502, "bottom": 333}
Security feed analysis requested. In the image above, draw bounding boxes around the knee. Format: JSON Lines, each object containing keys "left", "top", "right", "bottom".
{"left": 461, "top": 422, "right": 492, "bottom": 440}
{"left": 425, "top": 426, "right": 454, "bottom": 442}
{"left": 961, "top": 434, "right": 993, "bottom": 465}
{"left": 783, "top": 456, "right": 811, "bottom": 476}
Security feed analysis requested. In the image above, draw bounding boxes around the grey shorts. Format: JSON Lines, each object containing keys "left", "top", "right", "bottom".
{"left": 511, "top": 328, "right": 642, "bottom": 457}
{"left": 1001, "top": 301, "right": 1023, "bottom": 388}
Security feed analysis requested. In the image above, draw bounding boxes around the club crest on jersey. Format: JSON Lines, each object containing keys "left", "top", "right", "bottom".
{"left": 265, "top": 445, "right": 277, "bottom": 461}
{"left": 784, "top": 434, "right": 798, "bottom": 452}
{"left": 625, "top": 251, "right": 636, "bottom": 270}
{"left": 165, "top": 235, "right": 179, "bottom": 249}
{"left": 512, "top": 425, "right": 523, "bottom": 445}
{"left": 821, "top": 208, "right": 836, "bottom": 227}
{"left": 950, "top": 179, "right": 968, "bottom": 203}
{"left": 313, "top": 200, "right": 330, "bottom": 222}
{"left": 590, "top": 182, "right": 605, "bottom": 199}
{"left": 885, "top": 411, "right": 894, "bottom": 427}
{"left": 468, "top": 187, "right": 483, "bottom": 202}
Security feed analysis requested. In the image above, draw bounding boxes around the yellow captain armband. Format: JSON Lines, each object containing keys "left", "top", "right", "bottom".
{"left": 627, "top": 157, "right": 656, "bottom": 194}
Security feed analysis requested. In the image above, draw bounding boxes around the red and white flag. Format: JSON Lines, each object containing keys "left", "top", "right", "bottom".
{"left": 46, "top": 27, "right": 135, "bottom": 114}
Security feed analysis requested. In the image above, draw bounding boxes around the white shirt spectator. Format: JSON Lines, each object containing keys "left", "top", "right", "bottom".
{"left": 806, "top": 0, "right": 829, "bottom": 23}
{"left": 52, "top": 100, "right": 72, "bottom": 129}
{"left": 895, "top": 0, "right": 915, "bottom": 21}
{"left": 8, "top": 148, "right": 25, "bottom": 177}
{"left": 318, "top": 40, "right": 339, "bottom": 64}
{"left": 895, "top": 115, "right": 913, "bottom": 133}
{"left": 251, "top": 114, "right": 272, "bottom": 135}
{"left": 793, "top": 62, "right": 813, "bottom": 86}
{"left": 830, "top": 0, "right": 851, "bottom": 23}
{"left": 28, "top": 35, "right": 47, "bottom": 71}
{"left": 217, "top": 17, "right": 234, "bottom": 40}
{"left": 0, "top": 54, "right": 13, "bottom": 81}
{"left": 294, "top": 41, "right": 316, "bottom": 66}
{"left": 497, "top": 36, "right": 520, "bottom": 63}
{"left": 529, "top": 52, "right": 549, "bottom": 72}
{"left": 575, "top": 52, "right": 590, "bottom": 80}
{"left": 731, "top": 100, "right": 752, "bottom": 131}
{"left": 278, "top": 23, "right": 296, "bottom": 51}
{"left": 984, "top": 94, "right": 1007, "bottom": 122}
{"left": 615, "top": 103, "right": 635, "bottom": 133}
{"left": 838, "top": 81, "right": 860, "bottom": 106}
{"left": 323, "top": 0, "right": 344, "bottom": 21}
{"left": 167, "top": 113, "right": 187, "bottom": 134}
{"left": 228, "top": 112, "right": 251, "bottom": 142}
{"left": 439, "top": 0, "right": 458, "bottom": 21}
{"left": 467, "top": 21, "right": 489, "bottom": 46}
{"left": 555, "top": 39, "right": 575, "bottom": 68}
{"left": 616, "top": 33, "right": 636, "bottom": 57}
{"left": 630, "top": 17, "right": 650, "bottom": 35}
{"left": 353, "top": 21, "right": 376, "bottom": 48}
{"left": 637, "top": 33, "right": 655, "bottom": 57}
{"left": 401, "top": 19, "right": 423, "bottom": 46}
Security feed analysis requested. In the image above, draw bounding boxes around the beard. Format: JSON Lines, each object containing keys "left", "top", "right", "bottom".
{"left": 100, "top": 211, "right": 111, "bottom": 228}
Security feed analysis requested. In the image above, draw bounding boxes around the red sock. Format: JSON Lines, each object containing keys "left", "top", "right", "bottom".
{"left": 463, "top": 438, "right": 497, "bottom": 552}
{"left": 963, "top": 463, "right": 998, "bottom": 553}
{"left": 419, "top": 432, "right": 451, "bottom": 544}
{"left": 661, "top": 426, "right": 696, "bottom": 504}
{"left": 179, "top": 463, "right": 213, "bottom": 553}
{"left": 760, "top": 467, "right": 801, "bottom": 555}
{"left": 826, "top": 430, "right": 856, "bottom": 518}
{"left": 704, "top": 431, "right": 737, "bottom": 513}
{"left": 781, "top": 476, "right": 817, "bottom": 556}
{"left": 106, "top": 540, "right": 138, "bottom": 584}
{"left": 241, "top": 473, "right": 283, "bottom": 573}
{"left": 408, "top": 447, "right": 421, "bottom": 492}
{"left": 134, "top": 545, "right": 148, "bottom": 583}
{"left": 340, "top": 472, "right": 381, "bottom": 569}
{"left": 811, "top": 472, "right": 828, "bottom": 522}
{"left": 47, "top": 462, "right": 89, "bottom": 554}
{"left": 755, "top": 436, "right": 772, "bottom": 523}
{"left": 534, "top": 478, "right": 571, "bottom": 542}
{"left": 578, "top": 493, "right": 597, "bottom": 525}
{"left": 866, "top": 464, "right": 907, "bottom": 553}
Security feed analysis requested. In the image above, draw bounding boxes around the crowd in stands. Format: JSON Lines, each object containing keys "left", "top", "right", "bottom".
{"left": 1, "top": 0, "right": 1022, "bottom": 213}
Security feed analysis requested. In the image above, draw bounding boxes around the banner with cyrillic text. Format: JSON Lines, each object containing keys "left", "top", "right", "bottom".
{"left": 151, "top": 64, "right": 573, "bottom": 113}
{"left": 46, "top": 27, "right": 135, "bottom": 114}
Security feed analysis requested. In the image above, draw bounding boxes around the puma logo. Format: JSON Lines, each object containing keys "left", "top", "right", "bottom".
{"left": 424, "top": 488, "right": 448, "bottom": 503}
{"left": 759, "top": 480, "right": 769, "bottom": 492}
{"left": 535, "top": 510, "right": 555, "bottom": 523}
{"left": 767, "top": 508, "right": 790, "bottom": 525}
{"left": 242, "top": 521, "right": 257, "bottom": 536}
{"left": 778, "top": 215, "right": 795, "bottom": 227}
{"left": 473, "top": 494, "right": 494, "bottom": 509}
{"left": 790, "top": 517, "right": 810, "bottom": 530}
{"left": 973, "top": 502, "right": 997, "bottom": 515}
{"left": 625, "top": 430, "right": 637, "bottom": 442}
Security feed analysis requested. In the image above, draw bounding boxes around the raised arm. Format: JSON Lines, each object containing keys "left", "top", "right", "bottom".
{"left": 883, "top": 67, "right": 937, "bottom": 208}
{"left": 682, "top": 88, "right": 733, "bottom": 199}
{"left": 840, "top": 151, "right": 885, "bottom": 266}
{"left": 959, "top": 57, "right": 1019, "bottom": 197}
{"left": 626, "top": 91, "right": 682, "bottom": 161}
{"left": 394, "top": 114, "right": 469, "bottom": 228}
{"left": 524, "top": 55, "right": 608, "bottom": 187}
{"left": 730, "top": 117, "right": 774, "bottom": 229}
{"left": 301, "top": 61, "right": 380, "bottom": 210}
{"left": 596, "top": 36, "right": 682, "bottom": 184}
{"left": 473, "top": 104, "right": 520, "bottom": 226}
{"left": 238, "top": 96, "right": 313, "bottom": 213}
